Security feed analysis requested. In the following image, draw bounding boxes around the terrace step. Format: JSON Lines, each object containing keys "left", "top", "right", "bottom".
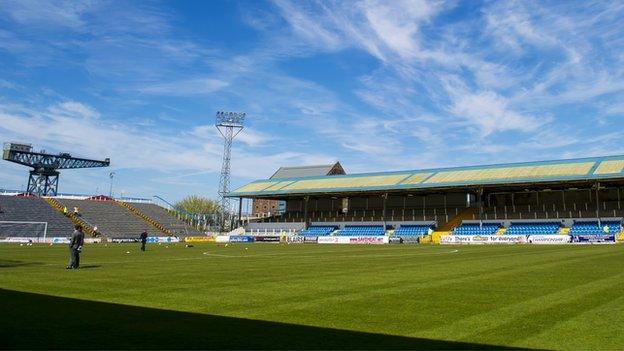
{"left": 116, "top": 201, "right": 170, "bottom": 235}
{"left": 436, "top": 207, "right": 478, "bottom": 232}
{"left": 43, "top": 197, "right": 97, "bottom": 237}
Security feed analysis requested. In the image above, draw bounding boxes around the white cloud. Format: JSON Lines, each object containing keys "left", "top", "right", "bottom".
{"left": 1, "top": 0, "right": 97, "bottom": 29}
{"left": 49, "top": 101, "right": 100, "bottom": 119}
{"left": 0, "top": 101, "right": 334, "bottom": 184}
{"left": 361, "top": 0, "right": 437, "bottom": 59}
{"left": 138, "top": 78, "right": 229, "bottom": 96}
{"left": 450, "top": 91, "right": 545, "bottom": 135}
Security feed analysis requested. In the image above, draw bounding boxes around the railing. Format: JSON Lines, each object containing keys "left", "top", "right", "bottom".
{"left": 153, "top": 195, "right": 220, "bottom": 232}
{"left": 43, "top": 197, "right": 98, "bottom": 237}
{"left": 117, "top": 197, "right": 153, "bottom": 204}
{"left": 116, "top": 201, "right": 170, "bottom": 235}
{"left": 0, "top": 189, "right": 22, "bottom": 196}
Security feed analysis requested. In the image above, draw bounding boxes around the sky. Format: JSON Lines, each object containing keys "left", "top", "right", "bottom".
{"left": 0, "top": 0, "right": 623, "bottom": 203}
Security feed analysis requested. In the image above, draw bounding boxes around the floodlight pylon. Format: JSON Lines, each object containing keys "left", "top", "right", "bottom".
{"left": 215, "top": 111, "right": 245, "bottom": 232}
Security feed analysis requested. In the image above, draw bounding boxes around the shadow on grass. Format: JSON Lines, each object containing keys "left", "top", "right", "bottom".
{"left": 0, "top": 259, "right": 43, "bottom": 268}
{"left": 0, "top": 288, "right": 527, "bottom": 350}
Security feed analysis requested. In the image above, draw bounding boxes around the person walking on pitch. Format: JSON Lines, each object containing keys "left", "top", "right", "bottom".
{"left": 140, "top": 231, "right": 148, "bottom": 251}
{"left": 67, "top": 225, "right": 85, "bottom": 269}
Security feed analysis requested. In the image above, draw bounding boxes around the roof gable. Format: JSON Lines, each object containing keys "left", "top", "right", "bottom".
{"left": 270, "top": 161, "right": 345, "bottom": 179}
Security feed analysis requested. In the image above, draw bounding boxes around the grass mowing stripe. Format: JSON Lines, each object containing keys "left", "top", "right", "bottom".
{"left": 520, "top": 295, "right": 624, "bottom": 350}
{"left": 461, "top": 277, "right": 623, "bottom": 348}
{"left": 418, "top": 272, "right": 624, "bottom": 340}
{"left": 1, "top": 243, "right": 622, "bottom": 350}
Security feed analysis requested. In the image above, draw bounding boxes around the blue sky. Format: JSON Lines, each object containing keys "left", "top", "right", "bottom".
{"left": 0, "top": 0, "right": 623, "bottom": 203}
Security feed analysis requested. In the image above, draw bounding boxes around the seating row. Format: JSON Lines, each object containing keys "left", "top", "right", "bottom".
{"left": 299, "top": 226, "right": 336, "bottom": 236}
{"left": 568, "top": 221, "right": 622, "bottom": 235}
{"left": 454, "top": 223, "right": 500, "bottom": 235}
{"left": 505, "top": 222, "right": 560, "bottom": 235}
{"left": 455, "top": 220, "right": 623, "bottom": 235}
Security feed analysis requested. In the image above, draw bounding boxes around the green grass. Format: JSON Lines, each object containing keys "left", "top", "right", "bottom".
{"left": 1, "top": 243, "right": 623, "bottom": 350}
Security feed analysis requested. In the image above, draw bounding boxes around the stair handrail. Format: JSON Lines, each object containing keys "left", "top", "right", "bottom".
{"left": 43, "top": 197, "right": 98, "bottom": 237}
{"left": 153, "top": 195, "right": 218, "bottom": 232}
{"left": 115, "top": 200, "right": 170, "bottom": 235}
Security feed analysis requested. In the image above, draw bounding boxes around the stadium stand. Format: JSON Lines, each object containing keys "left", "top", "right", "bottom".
{"left": 569, "top": 220, "right": 622, "bottom": 235}
{"left": 337, "top": 225, "right": 385, "bottom": 236}
{"left": 299, "top": 225, "right": 336, "bottom": 236}
{"left": 504, "top": 222, "right": 561, "bottom": 235}
{"left": 245, "top": 222, "right": 304, "bottom": 235}
{"left": 453, "top": 222, "right": 501, "bottom": 235}
{"left": 55, "top": 198, "right": 159, "bottom": 238}
{"left": 394, "top": 224, "right": 433, "bottom": 236}
{"left": 124, "top": 202, "right": 201, "bottom": 236}
{"left": 0, "top": 195, "right": 74, "bottom": 237}
{"left": 233, "top": 156, "right": 624, "bottom": 238}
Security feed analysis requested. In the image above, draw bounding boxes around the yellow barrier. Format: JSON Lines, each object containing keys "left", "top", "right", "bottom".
{"left": 184, "top": 236, "right": 215, "bottom": 243}
{"left": 431, "top": 231, "right": 449, "bottom": 244}
{"left": 419, "top": 235, "right": 432, "bottom": 243}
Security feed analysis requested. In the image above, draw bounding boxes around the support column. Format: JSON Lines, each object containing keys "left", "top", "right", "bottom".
{"left": 238, "top": 197, "right": 243, "bottom": 226}
{"left": 595, "top": 183, "right": 601, "bottom": 226}
{"left": 382, "top": 193, "right": 388, "bottom": 228}
{"left": 303, "top": 196, "right": 310, "bottom": 229}
{"left": 478, "top": 188, "right": 484, "bottom": 228}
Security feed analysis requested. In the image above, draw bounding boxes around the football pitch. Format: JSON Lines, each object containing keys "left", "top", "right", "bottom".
{"left": 1, "top": 243, "right": 623, "bottom": 350}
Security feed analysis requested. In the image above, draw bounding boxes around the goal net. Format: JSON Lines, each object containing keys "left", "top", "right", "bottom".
{"left": 169, "top": 224, "right": 189, "bottom": 237}
{"left": 0, "top": 221, "right": 48, "bottom": 242}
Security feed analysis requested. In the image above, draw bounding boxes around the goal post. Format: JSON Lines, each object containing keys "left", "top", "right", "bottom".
{"left": 0, "top": 221, "right": 48, "bottom": 242}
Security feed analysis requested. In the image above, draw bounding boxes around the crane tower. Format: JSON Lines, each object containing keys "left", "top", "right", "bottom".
{"left": 2, "top": 142, "right": 110, "bottom": 196}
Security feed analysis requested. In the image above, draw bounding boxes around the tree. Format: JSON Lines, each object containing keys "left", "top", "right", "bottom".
{"left": 174, "top": 195, "right": 220, "bottom": 215}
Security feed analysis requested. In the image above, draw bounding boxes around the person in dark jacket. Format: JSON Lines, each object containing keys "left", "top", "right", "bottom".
{"left": 139, "top": 231, "right": 148, "bottom": 251}
{"left": 67, "top": 225, "right": 85, "bottom": 269}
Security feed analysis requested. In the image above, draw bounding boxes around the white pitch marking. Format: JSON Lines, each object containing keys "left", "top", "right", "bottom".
{"left": 38, "top": 248, "right": 460, "bottom": 266}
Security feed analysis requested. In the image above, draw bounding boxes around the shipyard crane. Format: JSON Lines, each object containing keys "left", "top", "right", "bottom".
{"left": 2, "top": 142, "right": 110, "bottom": 196}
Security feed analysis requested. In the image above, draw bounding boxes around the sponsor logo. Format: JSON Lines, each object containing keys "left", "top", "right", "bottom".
{"left": 287, "top": 236, "right": 305, "bottom": 243}
{"left": 349, "top": 236, "right": 385, "bottom": 244}
{"left": 146, "top": 236, "right": 180, "bottom": 243}
{"left": 184, "top": 236, "right": 215, "bottom": 243}
{"left": 528, "top": 235, "right": 571, "bottom": 244}
{"left": 255, "top": 236, "right": 281, "bottom": 242}
{"left": 1, "top": 237, "right": 37, "bottom": 243}
{"left": 440, "top": 235, "right": 526, "bottom": 244}
{"left": 317, "top": 236, "right": 389, "bottom": 244}
{"left": 110, "top": 238, "right": 138, "bottom": 243}
{"left": 229, "top": 236, "right": 254, "bottom": 243}
{"left": 571, "top": 234, "right": 615, "bottom": 243}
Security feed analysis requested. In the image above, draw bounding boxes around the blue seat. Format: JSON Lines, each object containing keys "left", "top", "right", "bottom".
{"left": 299, "top": 226, "right": 336, "bottom": 236}
{"left": 336, "top": 225, "right": 385, "bottom": 236}
{"left": 505, "top": 222, "right": 561, "bottom": 235}
{"left": 569, "top": 221, "right": 622, "bottom": 235}
{"left": 453, "top": 223, "right": 500, "bottom": 235}
{"left": 395, "top": 225, "right": 433, "bottom": 236}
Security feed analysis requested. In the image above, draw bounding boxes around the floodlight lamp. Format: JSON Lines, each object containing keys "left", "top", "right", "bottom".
{"left": 215, "top": 111, "right": 245, "bottom": 127}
